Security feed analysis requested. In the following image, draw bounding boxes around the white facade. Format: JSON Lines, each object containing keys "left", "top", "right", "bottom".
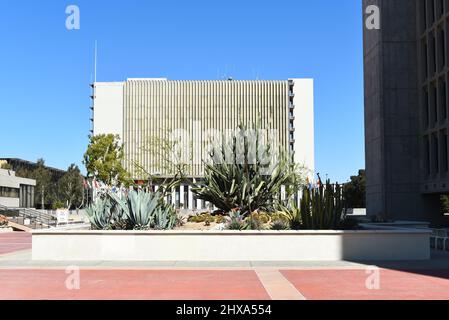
{"left": 291, "top": 78, "right": 315, "bottom": 176}
{"left": 93, "top": 82, "right": 124, "bottom": 137}
{"left": 92, "top": 77, "right": 315, "bottom": 178}
{"left": 0, "top": 168, "right": 36, "bottom": 208}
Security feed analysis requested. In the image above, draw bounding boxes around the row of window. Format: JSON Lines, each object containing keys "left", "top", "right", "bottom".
{"left": 420, "top": 0, "right": 449, "bottom": 33}
{"left": 423, "top": 76, "right": 448, "bottom": 127}
{"left": 420, "top": 1, "right": 449, "bottom": 178}
{"left": 421, "top": 27, "right": 446, "bottom": 81}
{"left": 288, "top": 83, "right": 295, "bottom": 156}
{"left": 424, "top": 130, "right": 449, "bottom": 176}
{"left": 0, "top": 187, "right": 19, "bottom": 199}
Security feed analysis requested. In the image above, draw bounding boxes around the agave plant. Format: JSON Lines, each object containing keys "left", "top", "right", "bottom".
{"left": 109, "top": 190, "right": 161, "bottom": 230}
{"left": 225, "top": 210, "right": 247, "bottom": 230}
{"left": 86, "top": 197, "right": 113, "bottom": 230}
{"left": 152, "top": 203, "right": 178, "bottom": 230}
{"left": 271, "top": 219, "right": 290, "bottom": 230}
{"left": 192, "top": 124, "right": 306, "bottom": 217}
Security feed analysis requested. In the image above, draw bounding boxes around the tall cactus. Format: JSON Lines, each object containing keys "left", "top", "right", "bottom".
{"left": 300, "top": 177, "right": 345, "bottom": 230}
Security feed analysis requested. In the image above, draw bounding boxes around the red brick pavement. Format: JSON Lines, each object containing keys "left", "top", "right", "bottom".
{"left": 0, "top": 269, "right": 270, "bottom": 300}
{"left": 0, "top": 232, "right": 31, "bottom": 255}
{"left": 281, "top": 269, "right": 449, "bottom": 300}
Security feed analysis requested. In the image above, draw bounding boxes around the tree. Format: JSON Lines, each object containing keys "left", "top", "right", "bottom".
{"left": 31, "top": 159, "right": 53, "bottom": 209}
{"left": 134, "top": 128, "right": 190, "bottom": 197}
{"left": 15, "top": 167, "right": 32, "bottom": 179}
{"left": 343, "top": 169, "right": 366, "bottom": 208}
{"left": 0, "top": 162, "right": 12, "bottom": 170}
{"left": 440, "top": 196, "right": 449, "bottom": 215}
{"left": 83, "top": 134, "right": 130, "bottom": 186}
{"left": 58, "top": 164, "right": 84, "bottom": 209}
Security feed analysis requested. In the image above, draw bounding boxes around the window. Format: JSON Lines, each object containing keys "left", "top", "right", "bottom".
{"left": 425, "top": 136, "right": 431, "bottom": 175}
{"left": 442, "top": 130, "right": 448, "bottom": 172}
{"left": 424, "top": 88, "right": 430, "bottom": 127}
{"left": 439, "top": 78, "right": 447, "bottom": 120}
{"left": 438, "top": 28, "right": 446, "bottom": 69}
{"left": 420, "top": 0, "right": 427, "bottom": 32}
{"left": 431, "top": 33, "right": 437, "bottom": 75}
{"left": 433, "top": 133, "right": 440, "bottom": 174}
{"left": 438, "top": 0, "right": 444, "bottom": 17}
{"left": 432, "top": 84, "right": 438, "bottom": 124}
{"left": 428, "top": 0, "right": 435, "bottom": 27}
{"left": 0, "top": 187, "right": 19, "bottom": 199}
{"left": 423, "top": 40, "right": 429, "bottom": 80}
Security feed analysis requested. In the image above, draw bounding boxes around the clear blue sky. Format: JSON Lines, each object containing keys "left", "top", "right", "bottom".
{"left": 0, "top": 0, "right": 364, "bottom": 182}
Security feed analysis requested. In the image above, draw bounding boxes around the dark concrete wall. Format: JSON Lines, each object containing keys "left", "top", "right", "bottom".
{"left": 363, "top": 0, "right": 445, "bottom": 225}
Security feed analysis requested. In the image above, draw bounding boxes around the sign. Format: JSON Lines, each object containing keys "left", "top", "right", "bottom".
{"left": 57, "top": 210, "right": 69, "bottom": 225}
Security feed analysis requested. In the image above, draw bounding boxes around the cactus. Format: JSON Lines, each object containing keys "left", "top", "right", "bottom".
{"left": 300, "top": 177, "right": 345, "bottom": 230}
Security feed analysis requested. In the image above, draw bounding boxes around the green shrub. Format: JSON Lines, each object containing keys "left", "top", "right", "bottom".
{"left": 244, "top": 212, "right": 270, "bottom": 230}
{"left": 257, "top": 212, "right": 270, "bottom": 224}
{"left": 270, "top": 212, "right": 290, "bottom": 224}
{"left": 226, "top": 210, "right": 246, "bottom": 230}
{"left": 52, "top": 200, "right": 66, "bottom": 210}
{"left": 215, "top": 215, "right": 226, "bottom": 224}
{"left": 271, "top": 219, "right": 290, "bottom": 230}
{"left": 277, "top": 203, "right": 301, "bottom": 230}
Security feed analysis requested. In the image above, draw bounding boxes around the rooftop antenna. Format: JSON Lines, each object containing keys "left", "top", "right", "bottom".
{"left": 94, "top": 40, "right": 98, "bottom": 83}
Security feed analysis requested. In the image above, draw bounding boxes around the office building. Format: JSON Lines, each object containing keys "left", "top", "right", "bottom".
{"left": 0, "top": 167, "right": 36, "bottom": 208}
{"left": 92, "top": 78, "right": 315, "bottom": 209}
{"left": 363, "top": 0, "right": 449, "bottom": 225}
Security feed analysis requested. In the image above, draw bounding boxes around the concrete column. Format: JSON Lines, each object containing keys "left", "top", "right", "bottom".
{"left": 180, "top": 185, "right": 185, "bottom": 209}
{"left": 165, "top": 187, "right": 170, "bottom": 205}
{"left": 188, "top": 185, "right": 194, "bottom": 210}
{"left": 31, "top": 186, "right": 34, "bottom": 208}
{"left": 171, "top": 187, "right": 176, "bottom": 207}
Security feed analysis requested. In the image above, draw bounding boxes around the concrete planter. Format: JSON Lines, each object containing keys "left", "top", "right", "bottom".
{"left": 32, "top": 227, "right": 431, "bottom": 262}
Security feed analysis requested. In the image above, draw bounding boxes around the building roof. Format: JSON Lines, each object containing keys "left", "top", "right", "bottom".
{"left": 0, "top": 158, "right": 66, "bottom": 174}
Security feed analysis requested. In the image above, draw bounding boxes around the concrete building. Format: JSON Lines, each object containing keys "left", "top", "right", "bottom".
{"left": 0, "top": 168, "right": 36, "bottom": 208}
{"left": 92, "top": 78, "right": 314, "bottom": 209}
{"left": 0, "top": 158, "right": 66, "bottom": 181}
{"left": 363, "top": 0, "right": 449, "bottom": 225}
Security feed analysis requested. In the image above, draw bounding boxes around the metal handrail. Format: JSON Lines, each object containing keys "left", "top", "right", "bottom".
{"left": 0, "top": 205, "right": 57, "bottom": 229}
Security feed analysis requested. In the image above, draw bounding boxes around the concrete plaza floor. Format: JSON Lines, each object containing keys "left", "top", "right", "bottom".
{"left": 0, "top": 232, "right": 449, "bottom": 300}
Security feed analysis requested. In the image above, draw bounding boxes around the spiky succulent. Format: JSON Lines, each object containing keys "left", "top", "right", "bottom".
{"left": 192, "top": 124, "right": 305, "bottom": 217}
{"left": 87, "top": 190, "right": 179, "bottom": 231}
{"left": 86, "top": 197, "right": 113, "bottom": 230}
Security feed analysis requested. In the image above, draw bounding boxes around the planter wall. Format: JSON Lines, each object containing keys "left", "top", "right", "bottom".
{"left": 32, "top": 228, "right": 431, "bottom": 261}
